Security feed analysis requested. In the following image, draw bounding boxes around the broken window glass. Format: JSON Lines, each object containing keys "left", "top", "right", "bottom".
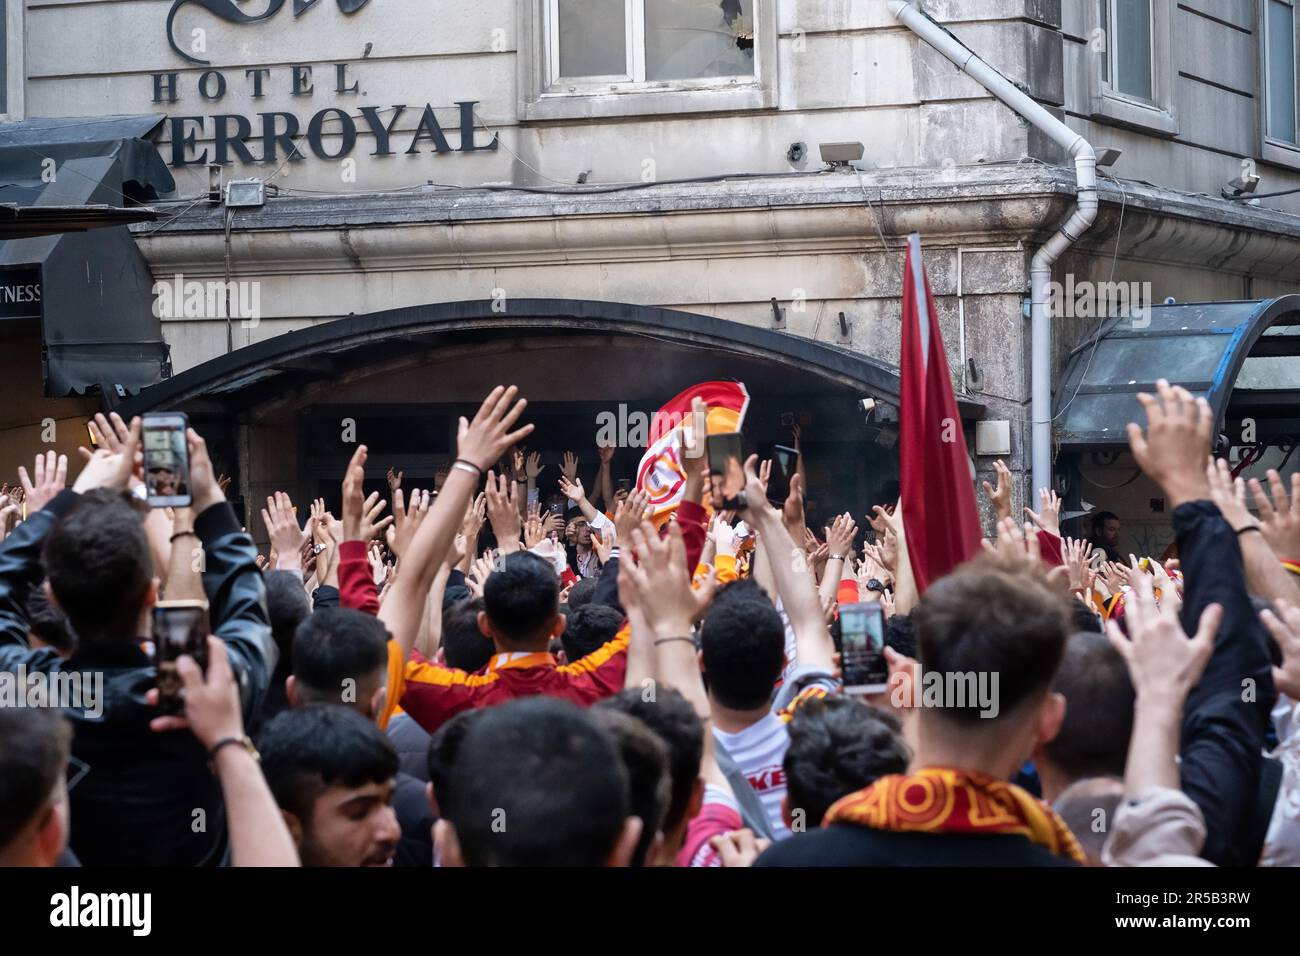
{"left": 645, "top": 0, "right": 755, "bottom": 81}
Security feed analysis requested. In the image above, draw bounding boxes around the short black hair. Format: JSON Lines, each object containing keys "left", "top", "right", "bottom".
{"left": 912, "top": 555, "right": 1070, "bottom": 724}
{"left": 26, "top": 587, "right": 76, "bottom": 656}
{"left": 42, "top": 490, "right": 152, "bottom": 643}
{"left": 265, "top": 570, "right": 312, "bottom": 661}
{"left": 700, "top": 594, "right": 784, "bottom": 711}
{"left": 564, "top": 577, "right": 598, "bottom": 610}
{"left": 1069, "top": 598, "right": 1103, "bottom": 634}
{"left": 0, "top": 707, "right": 71, "bottom": 851}
{"left": 596, "top": 688, "right": 703, "bottom": 834}
{"left": 482, "top": 552, "right": 559, "bottom": 646}
{"left": 291, "top": 608, "right": 389, "bottom": 704}
{"left": 1094, "top": 511, "right": 1119, "bottom": 524}
{"left": 783, "top": 697, "right": 909, "bottom": 827}
{"left": 257, "top": 706, "right": 399, "bottom": 822}
{"left": 561, "top": 604, "right": 623, "bottom": 663}
{"left": 591, "top": 709, "right": 670, "bottom": 867}
{"left": 426, "top": 707, "right": 491, "bottom": 811}
{"left": 1042, "top": 632, "right": 1135, "bottom": 781}
{"left": 444, "top": 697, "right": 629, "bottom": 866}
{"left": 884, "top": 612, "right": 916, "bottom": 659}
{"left": 441, "top": 597, "right": 493, "bottom": 672}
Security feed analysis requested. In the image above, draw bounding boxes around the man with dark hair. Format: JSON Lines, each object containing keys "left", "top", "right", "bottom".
{"left": 595, "top": 688, "right": 705, "bottom": 865}
{"left": 425, "top": 707, "right": 491, "bottom": 820}
{"left": 259, "top": 569, "right": 312, "bottom": 724}
{"left": 591, "top": 709, "right": 671, "bottom": 867}
{"left": 0, "top": 707, "right": 72, "bottom": 867}
{"left": 1090, "top": 511, "right": 1122, "bottom": 562}
{"left": 563, "top": 576, "right": 598, "bottom": 610}
{"left": 782, "top": 696, "right": 910, "bottom": 829}
{"left": 398, "top": 552, "right": 627, "bottom": 734}
{"left": 561, "top": 603, "right": 624, "bottom": 664}
{"left": 1036, "top": 631, "right": 1135, "bottom": 803}
{"left": 758, "top": 557, "right": 1081, "bottom": 866}
{"left": 288, "top": 607, "right": 433, "bottom": 866}
{"left": 439, "top": 597, "right": 493, "bottom": 673}
{"left": 258, "top": 706, "right": 401, "bottom": 867}
{"left": 434, "top": 697, "right": 641, "bottom": 867}
{"left": 0, "top": 424, "right": 274, "bottom": 867}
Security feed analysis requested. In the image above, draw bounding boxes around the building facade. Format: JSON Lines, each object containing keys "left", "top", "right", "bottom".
{"left": 4, "top": 0, "right": 1300, "bottom": 553}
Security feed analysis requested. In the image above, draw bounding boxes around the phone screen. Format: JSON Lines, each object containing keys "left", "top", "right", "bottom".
{"left": 839, "top": 602, "right": 887, "bottom": 693}
{"left": 706, "top": 433, "right": 746, "bottom": 511}
{"left": 142, "top": 413, "right": 192, "bottom": 507}
{"left": 761, "top": 443, "right": 798, "bottom": 504}
{"left": 151, "top": 604, "right": 209, "bottom": 716}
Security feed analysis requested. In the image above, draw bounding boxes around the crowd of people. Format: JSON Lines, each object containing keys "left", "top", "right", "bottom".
{"left": 1, "top": 380, "right": 1299, "bottom": 868}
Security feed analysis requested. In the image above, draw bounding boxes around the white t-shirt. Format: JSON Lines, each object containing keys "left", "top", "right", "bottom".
{"left": 713, "top": 714, "right": 794, "bottom": 841}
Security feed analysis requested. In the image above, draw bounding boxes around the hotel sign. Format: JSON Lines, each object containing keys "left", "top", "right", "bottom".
{"left": 154, "top": 0, "right": 497, "bottom": 167}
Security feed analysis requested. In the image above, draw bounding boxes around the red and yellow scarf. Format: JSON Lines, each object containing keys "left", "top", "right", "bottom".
{"left": 822, "top": 767, "right": 1085, "bottom": 863}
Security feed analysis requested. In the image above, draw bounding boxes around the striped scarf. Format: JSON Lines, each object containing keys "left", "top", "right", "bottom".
{"left": 822, "top": 766, "right": 1085, "bottom": 863}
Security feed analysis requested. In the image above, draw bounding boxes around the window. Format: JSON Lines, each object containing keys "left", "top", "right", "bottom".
{"left": 520, "top": 0, "right": 776, "bottom": 121}
{"left": 1266, "top": 0, "right": 1298, "bottom": 144}
{"left": 1088, "top": 0, "right": 1177, "bottom": 135}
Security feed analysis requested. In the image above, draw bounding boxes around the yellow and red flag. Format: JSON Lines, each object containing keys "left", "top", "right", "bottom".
{"left": 635, "top": 381, "right": 750, "bottom": 524}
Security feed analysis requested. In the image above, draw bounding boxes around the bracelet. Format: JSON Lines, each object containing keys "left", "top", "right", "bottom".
{"left": 208, "top": 735, "right": 259, "bottom": 763}
{"left": 1236, "top": 525, "right": 1263, "bottom": 536}
{"left": 653, "top": 636, "right": 695, "bottom": 647}
{"left": 828, "top": 554, "right": 846, "bottom": 562}
{"left": 170, "top": 530, "right": 198, "bottom": 543}
{"left": 451, "top": 460, "right": 483, "bottom": 478}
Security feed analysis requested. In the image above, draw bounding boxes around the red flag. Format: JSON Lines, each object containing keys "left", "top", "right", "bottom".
{"left": 899, "top": 233, "right": 982, "bottom": 592}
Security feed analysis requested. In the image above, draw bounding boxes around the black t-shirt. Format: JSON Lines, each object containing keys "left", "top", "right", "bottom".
{"left": 754, "top": 824, "right": 1078, "bottom": 867}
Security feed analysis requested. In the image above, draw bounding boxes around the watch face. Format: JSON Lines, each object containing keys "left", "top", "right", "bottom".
{"left": 867, "top": 578, "right": 884, "bottom": 592}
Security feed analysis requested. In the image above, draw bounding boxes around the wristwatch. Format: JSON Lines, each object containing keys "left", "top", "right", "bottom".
{"left": 865, "top": 578, "right": 885, "bottom": 593}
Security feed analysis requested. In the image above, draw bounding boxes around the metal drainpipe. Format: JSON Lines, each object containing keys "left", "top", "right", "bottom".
{"left": 887, "top": 1, "right": 1098, "bottom": 493}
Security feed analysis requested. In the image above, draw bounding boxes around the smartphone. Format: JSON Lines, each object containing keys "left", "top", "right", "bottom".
{"left": 151, "top": 600, "right": 209, "bottom": 716}
{"left": 839, "top": 601, "right": 887, "bottom": 695}
{"left": 142, "top": 412, "right": 192, "bottom": 508}
{"left": 707, "top": 432, "right": 747, "bottom": 511}
{"left": 617, "top": 478, "right": 632, "bottom": 493}
{"left": 760, "top": 443, "right": 798, "bottom": 504}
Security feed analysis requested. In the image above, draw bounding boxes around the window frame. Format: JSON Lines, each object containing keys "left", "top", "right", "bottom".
{"left": 1, "top": 0, "right": 24, "bottom": 121}
{"left": 1088, "top": 0, "right": 1178, "bottom": 136}
{"left": 1261, "top": 0, "right": 1300, "bottom": 169}
{"left": 519, "top": 0, "right": 777, "bottom": 121}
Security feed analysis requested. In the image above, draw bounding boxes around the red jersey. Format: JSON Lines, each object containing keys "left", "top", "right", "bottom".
{"left": 392, "top": 629, "right": 629, "bottom": 734}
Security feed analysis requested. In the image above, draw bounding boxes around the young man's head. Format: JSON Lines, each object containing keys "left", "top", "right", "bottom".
{"left": 434, "top": 697, "right": 640, "bottom": 867}
{"left": 1092, "top": 511, "right": 1121, "bottom": 550}
{"left": 561, "top": 604, "right": 623, "bottom": 664}
{"left": 479, "top": 552, "right": 564, "bottom": 652}
{"left": 595, "top": 688, "right": 705, "bottom": 858}
{"left": 564, "top": 577, "right": 598, "bottom": 610}
{"left": 911, "top": 556, "right": 1070, "bottom": 777}
{"left": 257, "top": 706, "right": 401, "bottom": 867}
{"left": 1053, "top": 776, "right": 1124, "bottom": 866}
{"left": 265, "top": 569, "right": 312, "bottom": 667}
{"left": 782, "top": 697, "right": 910, "bottom": 829}
{"left": 42, "top": 490, "right": 156, "bottom": 644}
{"left": 288, "top": 608, "right": 390, "bottom": 719}
{"left": 425, "top": 707, "right": 492, "bottom": 818}
{"left": 699, "top": 586, "right": 785, "bottom": 714}
{"left": 441, "top": 597, "right": 494, "bottom": 672}
{"left": 1036, "top": 632, "right": 1134, "bottom": 802}
{"left": 591, "top": 709, "right": 671, "bottom": 867}
{"left": 0, "top": 707, "right": 72, "bottom": 867}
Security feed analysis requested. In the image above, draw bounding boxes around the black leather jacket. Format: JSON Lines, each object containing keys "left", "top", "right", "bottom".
{"left": 0, "top": 490, "right": 274, "bottom": 866}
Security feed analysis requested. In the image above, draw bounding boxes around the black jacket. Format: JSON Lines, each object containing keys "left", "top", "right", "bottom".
{"left": 755, "top": 825, "right": 1077, "bottom": 867}
{"left": 0, "top": 491, "right": 274, "bottom": 866}
{"left": 1173, "top": 500, "right": 1277, "bottom": 866}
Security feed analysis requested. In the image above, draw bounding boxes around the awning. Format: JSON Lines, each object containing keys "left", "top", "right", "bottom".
{"left": 0, "top": 202, "right": 157, "bottom": 240}
{"left": 1054, "top": 296, "right": 1300, "bottom": 448}
{"left": 0, "top": 115, "right": 175, "bottom": 397}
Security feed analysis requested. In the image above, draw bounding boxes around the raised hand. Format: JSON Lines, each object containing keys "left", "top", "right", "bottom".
{"left": 1206, "top": 458, "right": 1257, "bottom": 532}
{"left": 1248, "top": 468, "right": 1300, "bottom": 559}
{"left": 387, "top": 488, "right": 431, "bottom": 557}
{"left": 1062, "top": 537, "right": 1095, "bottom": 591}
{"left": 386, "top": 467, "right": 403, "bottom": 494}
{"left": 825, "top": 512, "right": 858, "bottom": 558}
{"left": 592, "top": 529, "right": 615, "bottom": 564}
{"left": 73, "top": 417, "right": 142, "bottom": 494}
{"left": 523, "top": 513, "right": 547, "bottom": 550}
{"left": 982, "top": 459, "right": 1014, "bottom": 522}
{"left": 1261, "top": 599, "right": 1300, "bottom": 700}
{"left": 456, "top": 386, "right": 534, "bottom": 474}
{"left": 81, "top": 411, "right": 133, "bottom": 459}
{"left": 614, "top": 488, "right": 651, "bottom": 544}
{"left": 561, "top": 451, "right": 579, "bottom": 482}
{"left": 261, "top": 491, "right": 308, "bottom": 566}
{"left": 1127, "top": 379, "right": 1214, "bottom": 508}
{"left": 466, "top": 551, "right": 497, "bottom": 597}
{"left": 341, "top": 445, "right": 394, "bottom": 542}
{"left": 525, "top": 451, "right": 544, "bottom": 480}
{"left": 625, "top": 522, "right": 714, "bottom": 637}
{"left": 18, "top": 450, "right": 68, "bottom": 513}
{"left": 1025, "top": 487, "right": 1062, "bottom": 537}
{"left": 709, "top": 516, "right": 737, "bottom": 558}
{"left": 484, "top": 469, "right": 522, "bottom": 553}
{"left": 782, "top": 472, "right": 806, "bottom": 539}
{"left": 558, "top": 474, "right": 586, "bottom": 503}
{"left": 1106, "top": 573, "right": 1218, "bottom": 711}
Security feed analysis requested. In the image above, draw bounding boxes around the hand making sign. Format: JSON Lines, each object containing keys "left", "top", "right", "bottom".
{"left": 154, "top": 0, "right": 497, "bottom": 168}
